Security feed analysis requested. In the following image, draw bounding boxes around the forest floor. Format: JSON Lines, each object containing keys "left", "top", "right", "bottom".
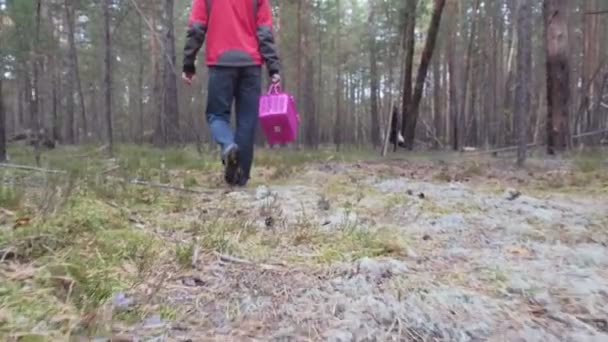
{"left": 0, "top": 145, "right": 607, "bottom": 341}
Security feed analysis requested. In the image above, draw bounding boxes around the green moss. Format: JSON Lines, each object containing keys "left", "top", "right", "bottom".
{"left": 0, "top": 185, "right": 24, "bottom": 210}
{"left": 175, "top": 242, "right": 195, "bottom": 268}
{"left": 307, "top": 223, "right": 409, "bottom": 264}
{"left": 383, "top": 194, "right": 412, "bottom": 211}
{"left": 573, "top": 150, "right": 605, "bottom": 173}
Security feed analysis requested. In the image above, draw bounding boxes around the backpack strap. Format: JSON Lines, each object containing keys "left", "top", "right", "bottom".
{"left": 206, "top": 0, "right": 259, "bottom": 22}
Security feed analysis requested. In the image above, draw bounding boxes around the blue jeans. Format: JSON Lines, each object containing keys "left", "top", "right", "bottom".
{"left": 206, "top": 66, "right": 261, "bottom": 182}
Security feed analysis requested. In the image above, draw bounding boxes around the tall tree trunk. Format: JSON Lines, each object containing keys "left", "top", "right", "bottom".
{"left": 162, "top": 0, "right": 180, "bottom": 144}
{"left": 400, "top": 0, "right": 418, "bottom": 149}
{"left": 447, "top": 0, "right": 459, "bottom": 150}
{"left": 458, "top": 0, "right": 481, "bottom": 151}
{"left": 18, "top": 81, "right": 25, "bottom": 130}
{"left": 334, "top": 0, "right": 342, "bottom": 151}
{"left": 64, "top": 55, "right": 75, "bottom": 144}
{"left": 102, "top": 0, "right": 114, "bottom": 155}
{"left": 487, "top": 0, "right": 499, "bottom": 147}
{"left": 315, "top": 0, "right": 323, "bottom": 149}
{"left": 503, "top": 0, "right": 518, "bottom": 145}
{"left": 64, "top": 0, "right": 87, "bottom": 141}
{"left": 515, "top": 0, "right": 532, "bottom": 166}
{"left": 368, "top": 4, "right": 380, "bottom": 147}
{"left": 303, "top": 0, "right": 316, "bottom": 147}
{"left": 296, "top": 0, "right": 302, "bottom": 111}
{"left": 404, "top": 0, "right": 446, "bottom": 150}
{"left": 138, "top": 14, "right": 145, "bottom": 144}
{"left": 32, "top": 0, "right": 42, "bottom": 165}
{"left": 581, "top": 0, "right": 601, "bottom": 139}
{"left": 543, "top": 0, "right": 570, "bottom": 154}
{"left": 51, "top": 56, "right": 61, "bottom": 143}
{"left": 0, "top": 78, "right": 6, "bottom": 162}
{"left": 432, "top": 49, "right": 442, "bottom": 148}
{"left": 150, "top": 11, "right": 163, "bottom": 145}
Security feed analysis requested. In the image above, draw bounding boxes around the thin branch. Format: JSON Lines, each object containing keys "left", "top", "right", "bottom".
{"left": 213, "top": 251, "right": 283, "bottom": 271}
{"left": 465, "top": 129, "right": 608, "bottom": 155}
{"left": 585, "top": 10, "right": 608, "bottom": 15}
{"left": 0, "top": 163, "right": 67, "bottom": 174}
{"left": 126, "top": 0, "right": 177, "bottom": 71}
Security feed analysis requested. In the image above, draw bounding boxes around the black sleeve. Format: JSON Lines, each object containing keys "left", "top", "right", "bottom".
{"left": 256, "top": 25, "right": 281, "bottom": 77}
{"left": 183, "top": 22, "right": 207, "bottom": 75}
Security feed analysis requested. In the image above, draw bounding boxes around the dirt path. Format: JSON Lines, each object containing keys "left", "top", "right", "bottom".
{"left": 114, "top": 161, "right": 608, "bottom": 341}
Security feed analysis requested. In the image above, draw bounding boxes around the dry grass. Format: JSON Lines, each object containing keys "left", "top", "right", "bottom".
{"left": 1, "top": 144, "right": 606, "bottom": 340}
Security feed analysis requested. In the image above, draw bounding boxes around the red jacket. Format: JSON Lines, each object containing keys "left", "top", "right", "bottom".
{"left": 183, "top": 0, "right": 280, "bottom": 77}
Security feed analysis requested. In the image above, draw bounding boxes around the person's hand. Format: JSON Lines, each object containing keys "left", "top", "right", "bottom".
{"left": 271, "top": 73, "right": 281, "bottom": 84}
{"left": 182, "top": 72, "right": 195, "bottom": 85}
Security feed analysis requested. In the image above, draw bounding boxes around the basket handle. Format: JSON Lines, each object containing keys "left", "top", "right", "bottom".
{"left": 267, "top": 83, "right": 282, "bottom": 94}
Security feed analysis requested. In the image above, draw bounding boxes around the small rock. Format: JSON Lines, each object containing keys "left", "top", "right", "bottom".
{"left": 435, "top": 214, "right": 466, "bottom": 231}
{"left": 572, "top": 244, "right": 608, "bottom": 266}
{"left": 181, "top": 276, "right": 205, "bottom": 287}
{"left": 91, "top": 338, "right": 110, "bottom": 342}
{"left": 505, "top": 188, "right": 521, "bottom": 201}
{"left": 418, "top": 192, "right": 426, "bottom": 199}
{"left": 357, "top": 257, "right": 408, "bottom": 278}
{"left": 530, "top": 290, "right": 552, "bottom": 306}
{"left": 506, "top": 276, "right": 532, "bottom": 295}
{"left": 255, "top": 185, "right": 272, "bottom": 200}
{"left": 325, "top": 329, "right": 354, "bottom": 342}
{"left": 422, "top": 234, "right": 432, "bottom": 241}
{"left": 111, "top": 292, "right": 133, "bottom": 311}
{"left": 532, "top": 208, "right": 558, "bottom": 222}
{"left": 386, "top": 259, "right": 409, "bottom": 273}
{"left": 357, "top": 257, "right": 384, "bottom": 277}
{"left": 264, "top": 216, "right": 274, "bottom": 228}
{"left": 318, "top": 196, "right": 331, "bottom": 211}
{"left": 143, "top": 314, "right": 165, "bottom": 328}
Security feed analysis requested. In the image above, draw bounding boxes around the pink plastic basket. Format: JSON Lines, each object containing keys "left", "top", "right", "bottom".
{"left": 258, "top": 84, "right": 299, "bottom": 145}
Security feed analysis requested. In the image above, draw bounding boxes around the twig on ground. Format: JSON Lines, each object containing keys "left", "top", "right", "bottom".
{"left": 191, "top": 240, "right": 200, "bottom": 269}
{"left": 212, "top": 251, "right": 282, "bottom": 271}
{"left": 465, "top": 129, "right": 608, "bottom": 156}
{"left": 101, "top": 165, "right": 120, "bottom": 174}
{"left": 0, "top": 163, "right": 67, "bottom": 174}
{"left": 0, "top": 247, "right": 16, "bottom": 262}
{"left": 104, "top": 176, "right": 210, "bottom": 194}
{"left": 69, "top": 144, "right": 109, "bottom": 158}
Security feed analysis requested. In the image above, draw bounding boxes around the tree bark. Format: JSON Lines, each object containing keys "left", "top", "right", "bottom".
{"left": 161, "top": 0, "right": 180, "bottom": 144}
{"left": 446, "top": 0, "right": 459, "bottom": 150}
{"left": 515, "top": 0, "right": 532, "bottom": 166}
{"left": 368, "top": 3, "right": 381, "bottom": 147}
{"left": 64, "top": 0, "right": 87, "bottom": 141}
{"left": 543, "top": 0, "right": 570, "bottom": 154}
{"left": 138, "top": 14, "right": 145, "bottom": 144}
{"left": 581, "top": 0, "right": 601, "bottom": 138}
{"left": 0, "top": 78, "right": 6, "bottom": 162}
{"left": 64, "top": 54, "right": 75, "bottom": 144}
{"left": 303, "top": 0, "right": 316, "bottom": 147}
{"left": 400, "top": 0, "right": 417, "bottom": 149}
{"left": 51, "top": 55, "right": 61, "bottom": 143}
{"left": 334, "top": 0, "right": 342, "bottom": 151}
{"left": 32, "top": 0, "right": 42, "bottom": 165}
{"left": 315, "top": 0, "right": 323, "bottom": 149}
{"left": 403, "top": 0, "right": 446, "bottom": 150}
{"left": 102, "top": 0, "right": 114, "bottom": 155}
{"left": 432, "top": 47, "right": 442, "bottom": 148}
{"left": 458, "top": 0, "right": 481, "bottom": 151}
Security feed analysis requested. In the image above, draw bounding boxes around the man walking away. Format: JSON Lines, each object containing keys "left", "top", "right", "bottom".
{"left": 182, "top": 0, "right": 281, "bottom": 186}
